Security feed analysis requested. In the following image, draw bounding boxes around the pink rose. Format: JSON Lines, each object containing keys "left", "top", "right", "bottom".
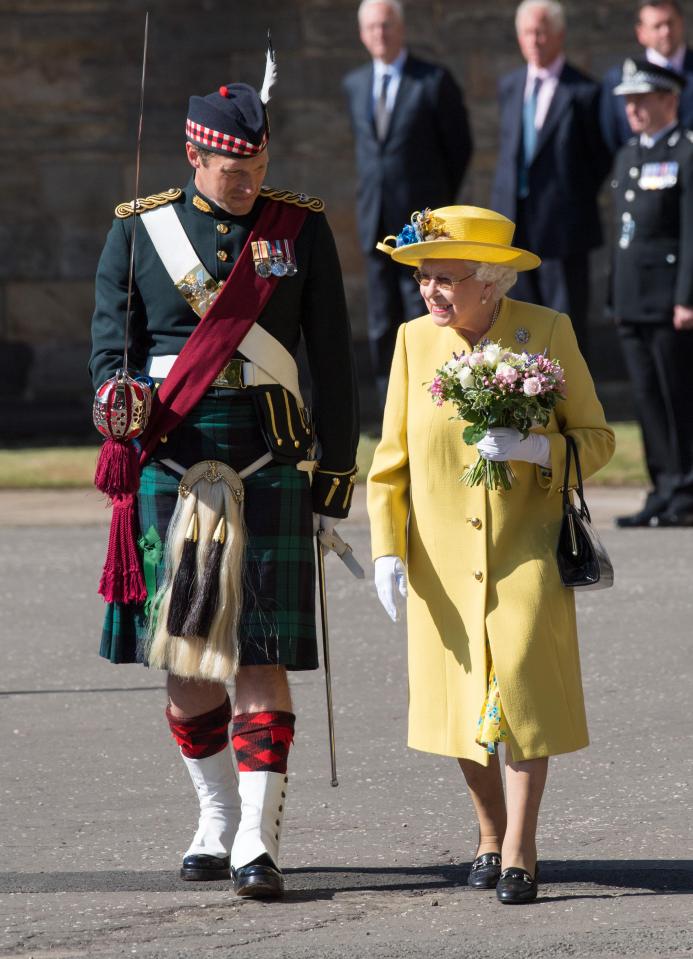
{"left": 523, "top": 376, "right": 542, "bottom": 396}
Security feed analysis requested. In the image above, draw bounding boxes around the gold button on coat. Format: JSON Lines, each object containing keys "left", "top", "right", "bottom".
{"left": 474, "top": 570, "right": 484, "bottom": 582}
{"left": 468, "top": 517, "right": 482, "bottom": 529}
{"left": 216, "top": 223, "right": 229, "bottom": 234}
{"left": 216, "top": 250, "right": 228, "bottom": 261}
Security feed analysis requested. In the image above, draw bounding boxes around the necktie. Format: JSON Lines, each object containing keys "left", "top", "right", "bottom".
{"left": 375, "top": 71, "right": 391, "bottom": 141}
{"left": 518, "top": 76, "right": 543, "bottom": 198}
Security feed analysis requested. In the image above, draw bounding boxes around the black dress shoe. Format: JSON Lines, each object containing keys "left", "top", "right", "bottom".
{"left": 180, "top": 853, "right": 230, "bottom": 881}
{"left": 467, "top": 852, "right": 502, "bottom": 889}
{"left": 496, "top": 865, "right": 539, "bottom": 904}
{"left": 650, "top": 510, "right": 693, "bottom": 528}
{"left": 615, "top": 509, "right": 658, "bottom": 528}
{"left": 231, "top": 853, "right": 284, "bottom": 899}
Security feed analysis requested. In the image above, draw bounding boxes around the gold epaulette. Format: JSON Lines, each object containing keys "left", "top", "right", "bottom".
{"left": 115, "top": 188, "right": 183, "bottom": 219}
{"left": 260, "top": 186, "right": 325, "bottom": 213}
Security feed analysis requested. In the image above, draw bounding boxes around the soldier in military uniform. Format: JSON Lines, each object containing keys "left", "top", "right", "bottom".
{"left": 610, "top": 59, "right": 693, "bottom": 527}
{"left": 89, "top": 77, "right": 358, "bottom": 897}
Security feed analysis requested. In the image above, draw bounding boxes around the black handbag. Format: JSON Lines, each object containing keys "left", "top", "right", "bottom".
{"left": 556, "top": 435, "right": 614, "bottom": 591}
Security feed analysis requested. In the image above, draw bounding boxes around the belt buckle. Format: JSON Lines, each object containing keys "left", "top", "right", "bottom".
{"left": 213, "top": 358, "right": 245, "bottom": 389}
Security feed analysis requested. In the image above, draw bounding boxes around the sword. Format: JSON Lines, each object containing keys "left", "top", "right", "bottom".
{"left": 317, "top": 528, "right": 365, "bottom": 579}
{"left": 316, "top": 531, "right": 339, "bottom": 786}
{"left": 123, "top": 11, "right": 150, "bottom": 374}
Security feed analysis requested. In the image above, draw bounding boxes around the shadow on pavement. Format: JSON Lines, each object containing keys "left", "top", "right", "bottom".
{"left": 2, "top": 861, "right": 691, "bottom": 897}
{"left": 0, "top": 686, "right": 165, "bottom": 697}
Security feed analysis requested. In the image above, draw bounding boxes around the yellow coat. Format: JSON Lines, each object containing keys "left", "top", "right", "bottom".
{"left": 367, "top": 298, "right": 615, "bottom": 763}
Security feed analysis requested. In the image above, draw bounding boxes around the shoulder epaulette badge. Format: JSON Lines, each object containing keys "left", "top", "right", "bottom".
{"left": 115, "top": 187, "right": 183, "bottom": 219}
{"left": 260, "top": 186, "right": 325, "bottom": 213}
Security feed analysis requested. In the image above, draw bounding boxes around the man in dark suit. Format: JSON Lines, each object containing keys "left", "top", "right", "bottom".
{"left": 600, "top": 1, "right": 693, "bottom": 156}
{"left": 491, "top": 0, "right": 610, "bottom": 360}
{"left": 343, "top": 0, "right": 473, "bottom": 405}
{"left": 609, "top": 60, "right": 693, "bottom": 527}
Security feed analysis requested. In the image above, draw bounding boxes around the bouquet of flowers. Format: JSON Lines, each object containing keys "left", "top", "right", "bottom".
{"left": 429, "top": 341, "right": 566, "bottom": 490}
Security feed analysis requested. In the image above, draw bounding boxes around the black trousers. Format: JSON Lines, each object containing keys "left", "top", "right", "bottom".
{"left": 365, "top": 247, "right": 423, "bottom": 408}
{"left": 617, "top": 321, "right": 693, "bottom": 515}
{"left": 513, "top": 203, "right": 590, "bottom": 361}
{"left": 511, "top": 254, "right": 590, "bottom": 360}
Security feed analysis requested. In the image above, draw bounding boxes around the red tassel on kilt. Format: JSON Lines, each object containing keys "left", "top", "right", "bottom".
{"left": 94, "top": 438, "right": 140, "bottom": 497}
{"left": 98, "top": 493, "right": 147, "bottom": 604}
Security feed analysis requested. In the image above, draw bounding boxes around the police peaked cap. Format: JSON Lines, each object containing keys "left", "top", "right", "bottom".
{"left": 186, "top": 83, "right": 269, "bottom": 157}
{"left": 614, "top": 58, "right": 685, "bottom": 96}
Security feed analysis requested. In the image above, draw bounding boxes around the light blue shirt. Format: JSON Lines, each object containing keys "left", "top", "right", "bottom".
{"left": 372, "top": 48, "right": 408, "bottom": 114}
{"left": 640, "top": 120, "right": 679, "bottom": 148}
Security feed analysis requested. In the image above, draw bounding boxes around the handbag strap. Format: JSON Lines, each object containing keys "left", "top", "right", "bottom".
{"left": 563, "top": 435, "right": 591, "bottom": 522}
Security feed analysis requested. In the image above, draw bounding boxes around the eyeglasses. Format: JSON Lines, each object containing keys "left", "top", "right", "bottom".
{"left": 413, "top": 269, "right": 477, "bottom": 292}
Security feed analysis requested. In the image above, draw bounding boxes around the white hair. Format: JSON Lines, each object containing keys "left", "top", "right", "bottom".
{"left": 515, "top": 0, "right": 566, "bottom": 32}
{"left": 358, "top": 0, "right": 404, "bottom": 24}
{"left": 474, "top": 262, "right": 518, "bottom": 300}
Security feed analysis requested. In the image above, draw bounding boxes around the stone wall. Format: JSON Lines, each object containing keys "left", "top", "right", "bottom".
{"left": 2, "top": 0, "right": 691, "bottom": 437}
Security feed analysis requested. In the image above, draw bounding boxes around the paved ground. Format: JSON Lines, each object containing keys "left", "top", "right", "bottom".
{"left": 1, "top": 486, "right": 692, "bottom": 958}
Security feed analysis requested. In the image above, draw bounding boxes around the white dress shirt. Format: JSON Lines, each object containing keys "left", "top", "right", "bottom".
{"left": 646, "top": 45, "right": 686, "bottom": 73}
{"left": 524, "top": 54, "right": 566, "bottom": 130}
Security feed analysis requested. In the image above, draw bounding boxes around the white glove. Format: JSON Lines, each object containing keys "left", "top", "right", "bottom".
{"left": 374, "top": 556, "right": 408, "bottom": 623}
{"left": 476, "top": 427, "right": 551, "bottom": 467}
{"left": 313, "top": 514, "right": 338, "bottom": 535}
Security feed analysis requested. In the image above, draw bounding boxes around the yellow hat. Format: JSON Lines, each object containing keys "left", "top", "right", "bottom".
{"left": 378, "top": 205, "right": 541, "bottom": 271}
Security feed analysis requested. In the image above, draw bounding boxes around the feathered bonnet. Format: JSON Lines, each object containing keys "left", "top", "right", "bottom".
{"left": 186, "top": 34, "right": 277, "bottom": 156}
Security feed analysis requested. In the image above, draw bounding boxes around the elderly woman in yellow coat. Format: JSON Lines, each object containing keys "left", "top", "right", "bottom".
{"left": 367, "top": 206, "right": 615, "bottom": 905}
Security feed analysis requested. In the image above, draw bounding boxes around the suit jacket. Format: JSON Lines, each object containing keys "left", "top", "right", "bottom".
{"left": 491, "top": 61, "right": 610, "bottom": 258}
{"left": 611, "top": 125, "right": 693, "bottom": 321}
{"left": 343, "top": 53, "right": 473, "bottom": 253}
{"left": 600, "top": 49, "right": 693, "bottom": 156}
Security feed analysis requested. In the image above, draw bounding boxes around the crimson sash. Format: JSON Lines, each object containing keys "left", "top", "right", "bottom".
{"left": 98, "top": 198, "right": 308, "bottom": 605}
{"left": 138, "top": 199, "right": 307, "bottom": 465}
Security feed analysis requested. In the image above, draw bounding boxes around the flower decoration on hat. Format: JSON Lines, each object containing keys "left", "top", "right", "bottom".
{"left": 395, "top": 208, "right": 450, "bottom": 247}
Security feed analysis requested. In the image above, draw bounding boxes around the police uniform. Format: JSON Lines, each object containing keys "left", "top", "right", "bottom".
{"left": 610, "top": 60, "right": 693, "bottom": 526}
{"left": 89, "top": 74, "right": 358, "bottom": 898}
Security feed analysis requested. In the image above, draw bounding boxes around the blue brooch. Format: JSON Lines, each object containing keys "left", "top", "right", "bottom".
{"left": 514, "top": 327, "right": 530, "bottom": 344}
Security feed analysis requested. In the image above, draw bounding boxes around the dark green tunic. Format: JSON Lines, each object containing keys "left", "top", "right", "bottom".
{"left": 90, "top": 178, "right": 359, "bottom": 669}
{"left": 90, "top": 177, "right": 359, "bottom": 507}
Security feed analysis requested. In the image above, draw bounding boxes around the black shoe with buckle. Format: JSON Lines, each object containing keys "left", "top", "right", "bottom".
{"left": 496, "top": 865, "right": 539, "bottom": 904}
{"left": 231, "top": 853, "right": 284, "bottom": 899}
{"left": 180, "top": 853, "right": 230, "bottom": 881}
{"left": 467, "top": 852, "right": 502, "bottom": 889}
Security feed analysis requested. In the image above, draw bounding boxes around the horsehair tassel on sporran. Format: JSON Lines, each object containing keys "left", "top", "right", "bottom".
{"left": 147, "top": 461, "right": 246, "bottom": 682}
{"left": 92, "top": 12, "right": 151, "bottom": 605}
{"left": 166, "top": 500, "right": 199, "bottom": 636}
{"left": 182, "top": 515, "right": 225, "bottom": 637}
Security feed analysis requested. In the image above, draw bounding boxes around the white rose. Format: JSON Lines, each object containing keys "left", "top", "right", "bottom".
{"left": 468, "top": 352, "right": 485, "bottom": 368}
{"left": 483, "top": 344, "right": 502, "bottom": 366}
{"left": 523, "top": 376, "right": 542, "bottom": 396}
{"left": 457, "top": 367, "right": 475, "bottom": 388}
{"left": 496, "top": 362, "right": 519, "bottom": 383}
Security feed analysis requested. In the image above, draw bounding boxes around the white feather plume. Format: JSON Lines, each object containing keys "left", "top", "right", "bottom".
{"left": 259, "top": 42, "right": 277, "bottom": 105}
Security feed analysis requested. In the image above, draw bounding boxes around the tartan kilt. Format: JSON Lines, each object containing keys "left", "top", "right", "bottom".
{"left": 99, "top": 391, "right": 318, "bottom": 671}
